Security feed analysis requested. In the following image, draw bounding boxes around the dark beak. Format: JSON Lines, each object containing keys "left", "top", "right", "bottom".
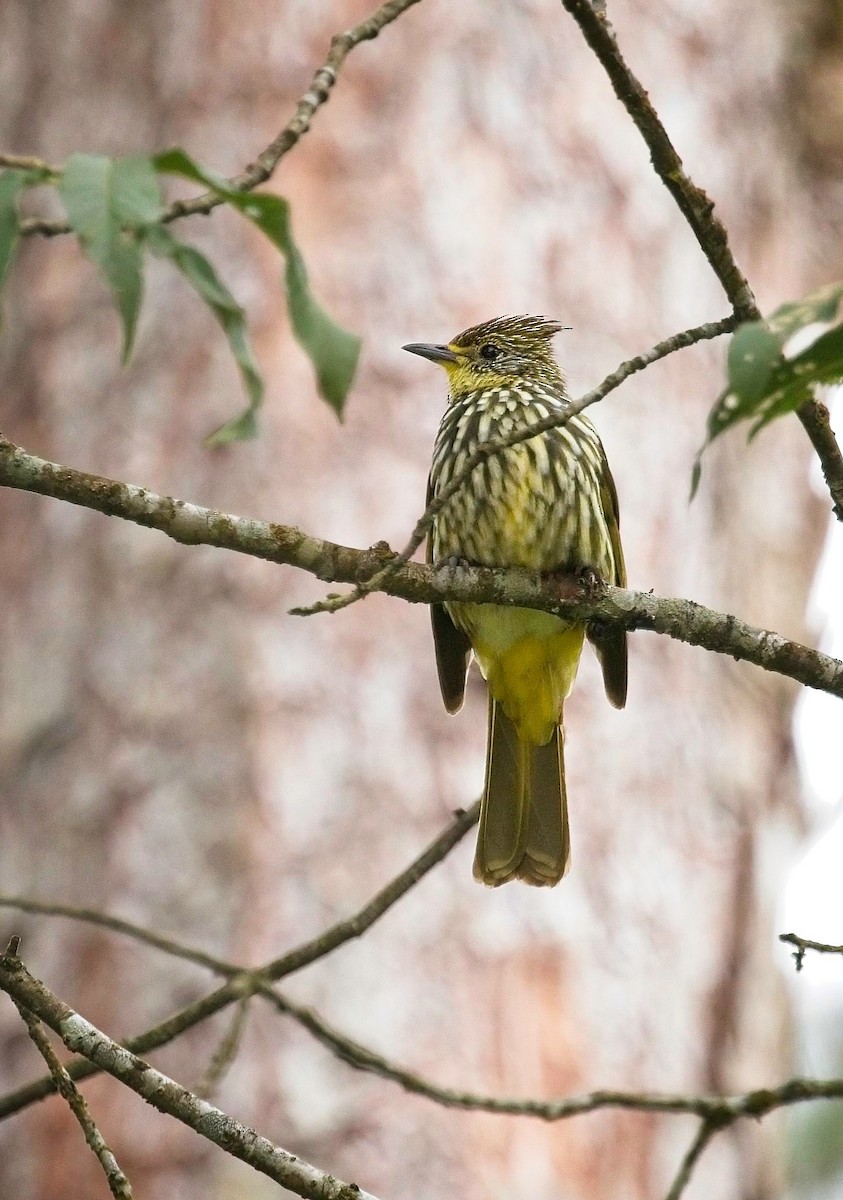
{"left": 402, "top": 342, "right": 459, "bottom": 364}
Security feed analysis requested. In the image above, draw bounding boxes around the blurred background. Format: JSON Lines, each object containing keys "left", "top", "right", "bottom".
{"left": 0, "top": 1, "right": 841, "bottom": 1197}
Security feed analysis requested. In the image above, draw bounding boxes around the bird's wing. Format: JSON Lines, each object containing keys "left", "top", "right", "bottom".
{"left": 586, "top": 452, "right": 628, "bottom": 709}
{"left": 426, "top": 473, "right": 471, "bottom": 714}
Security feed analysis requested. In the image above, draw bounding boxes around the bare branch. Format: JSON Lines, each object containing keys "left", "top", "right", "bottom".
{"left": 559, "top": 0, "right": 755, "bottom": 316}
{"left": 17, "top": 0, "right": 423, "bottom": 239}
{"left": 0, "top": 895, "right": 236, "bottom": 975}
{"left": 558, "top": 0, "right": 843, "bottom": 519}
{"left": 255, "top": 989, "right": 843, "bottom": 1122}
{"left": 663, "top": 1119, "right": 723, "bottom": 1200}
{"left": 0, "top": 152, "right": 59, "bottom": 174}
{"left": 0, "top": 802, "right": 479, "bottom": 1120}
{"left": 1, "top": 435, "right": 840, "bottom": 698}
{"left": 6, "top": 948, "right": 133, "bottom": 1200}
{"left": 4, "top": 898, "right": 843, "bottom": 1200}
{"left": 0, "top": 951, "right": 380, "bottom": 1200}
{"left": 780, "top": 932, "right": 843, "bottom": 972}
{"left": 195, "top": 997, "right": 251, "bottom": 1101}
{"left": 796, "top": 400, "right": 843, "bottom": 521}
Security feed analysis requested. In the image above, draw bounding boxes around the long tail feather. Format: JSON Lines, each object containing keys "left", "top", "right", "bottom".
{"left": 517, "top": 728, "right": 569, "bottom": 885}
{"left": 474, "top": 697, "right": 569, "bottom": 887}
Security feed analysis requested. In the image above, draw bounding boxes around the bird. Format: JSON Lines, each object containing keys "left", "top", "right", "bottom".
{"left": 404, "top": 315, "right": 627, "bottom": 887}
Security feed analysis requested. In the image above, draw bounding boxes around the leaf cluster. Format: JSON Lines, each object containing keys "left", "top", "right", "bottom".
{"left": 693, "top": 283, "right": 843, "bottom": 494}
{"left": 0, "top": 151, "right": 361, "bottom": 442}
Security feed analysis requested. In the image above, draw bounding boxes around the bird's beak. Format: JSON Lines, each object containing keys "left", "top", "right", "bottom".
{"left": 402, "top": 342, "right": 459, "bottom": 364}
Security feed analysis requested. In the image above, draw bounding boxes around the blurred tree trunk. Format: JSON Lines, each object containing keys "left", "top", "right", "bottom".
{"left": 0, "top": 2, "right": 834, "bottom": 1198}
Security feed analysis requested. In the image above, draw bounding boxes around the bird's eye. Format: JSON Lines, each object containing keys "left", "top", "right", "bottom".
{"left": 479, "top": 344, "right": 500, "bottom": 361}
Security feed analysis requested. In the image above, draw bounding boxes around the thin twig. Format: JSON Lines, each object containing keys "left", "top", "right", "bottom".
{"left": 1, "top": 434, "right": 841, "bottom": 698}
{"left": 780, "top": 932, "right": 843, "bottom": 972}
{"left": 560, "top": 0, "right": 755, "bottom": 317}
{"left": 558, "top": 0, "right": 843, "bottom": 518}
{"left": 0, "top": 896, "right": 235, "bottom": 975}
{"left": 0, "top": 803, "right": 479, "bottom": 1120}
{"left": 293, "top": 315, "right": 738, "bottom": 616}
{"left": 5, "top": 943, "right": 133, "bottom": 1199}
{"left": 17, "top": 0, "right": 423, "bottom": 239}
{"left": 0, "top": 950, "right": 379, "bottom": 1200}
{"left": 6, "top": 899, "right": 843, "bottom": 1127}
{"left": 663, "top": 1118, "right": 723, "bottom": 1200}
{"left": 254, "top": 988, "right": 843, "bottom": 1122}
{"left": 195, "top": 997, "right": 252, "bottom": 1100}
{"left": 4, "top": 903, "right": 843, "bottom": 1197}
{"left": 0, "top": 152, "right": 60, "bottom": 175}
{"left": 796, "top": 400, "right": 843, "bottom": 520}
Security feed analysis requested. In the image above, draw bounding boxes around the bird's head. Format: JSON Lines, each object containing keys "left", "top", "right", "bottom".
{"left": 403, "top": 315, "right": 567, "bottom": 396}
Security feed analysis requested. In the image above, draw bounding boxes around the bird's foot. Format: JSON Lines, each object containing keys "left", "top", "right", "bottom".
{"left": 432, "top": 554, "right": 477, "bottom": 589}
{"left": 540, "top": 565, "right": 607, "bottom": 602}
{"left": 575, "top": 564, "right": 608, "bottom": 601}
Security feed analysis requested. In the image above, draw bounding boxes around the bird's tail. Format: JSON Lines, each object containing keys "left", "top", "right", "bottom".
{"left": 473, "top": 696, "right": 569, "bottom": 887}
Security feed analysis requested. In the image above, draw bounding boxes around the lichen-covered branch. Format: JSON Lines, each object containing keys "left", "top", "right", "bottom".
{"left": 1, "top": 435, "right": 841, "bottom": 698}
{"left": 0, "top": 951, "right": 379, "bottom": 1200}
{"left": 3, "top": 897, "right": 842, "bottom": 1200}
{"left": 7, "top": 943, "right": 134, "bottom": 1200}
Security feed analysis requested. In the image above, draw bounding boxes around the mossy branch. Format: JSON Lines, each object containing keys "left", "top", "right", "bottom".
{"left": 1, "top": 434, "right": 841, "bottom": 699}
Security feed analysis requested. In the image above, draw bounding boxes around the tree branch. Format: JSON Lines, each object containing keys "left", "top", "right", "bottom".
{"left": 195, "top": 997, "right": 251, "bottom": 1101}
{"left": 0, "top": 802, "right": 479, "bottom": 1120}
{"left": 558, "top": 0, "right": 843, "bottom": 519}
{"left": 253, "top": 989, "right": 843, "bottom": 1124}
{"left": 6, "top": 940, "right": 134, "bottom": 1200}
{"left": 0, "top": 950, "right": 379, "bottom": 1200}
{"left": 17, "top": 0, "right": 423, "bottom": 239}
{"left": 0, "top": 152, "right": 59, "bottom": 175}
{"left": 4, "top": 898, "right": 842, "bottom": 1200}
{"left": 663, "top": 1118, "right": 723, "bottom": 1200}
{"left": 780, "top": 932, "right": 843, "bottom": 971}
{"left": 1, "top": 435, "right": 840, "bottom": 698}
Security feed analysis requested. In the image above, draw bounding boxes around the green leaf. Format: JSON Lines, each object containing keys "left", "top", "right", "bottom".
{"left": 59, "top": 154, "right": 163, "bottom": 361}
{"left": 0, "top": 166, "right": 57, "bottom": 309}
{"left": 143, "top": 223, "right": 263, "bottom": 445}
{"left": 748, "top": 322, "right": 843, "bottom": 438}
{"left": 767, "top": 281, "right": 843, "bottom": 339}
{"left": 152, "top": 148, "right": 233, "bottom": 197}
{"left": 240, "top": 194, "right": 361, "bottom": 417}
{"left": 0, "top": 171, "right": 29, "bottom": 296}
{"left": 154, "top": 148, "right": 361, "bottom": 417}
{"left": 726, "top": 322, "right": 781, "bottom": 408}
{"left": 692, "top": 281, "right": 843, "bottom": 498}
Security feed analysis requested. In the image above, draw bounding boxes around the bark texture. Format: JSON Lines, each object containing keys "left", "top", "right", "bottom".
{"left": 0, "top": 2, "right": 833, "bottom": 1198}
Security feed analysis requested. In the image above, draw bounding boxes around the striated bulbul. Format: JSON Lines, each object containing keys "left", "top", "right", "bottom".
{"left": 404, "top": 315, "right": 627, "bottom": 887}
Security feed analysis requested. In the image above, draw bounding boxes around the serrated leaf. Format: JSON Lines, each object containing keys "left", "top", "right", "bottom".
{"left": 59, "top": 154, "right": 163, "bottom": 361}
{"left": 144, "top": 223, "right": 263, "bottom": 444}
{"left": 154, "top": 148, "right": 361, "bottom": 416}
